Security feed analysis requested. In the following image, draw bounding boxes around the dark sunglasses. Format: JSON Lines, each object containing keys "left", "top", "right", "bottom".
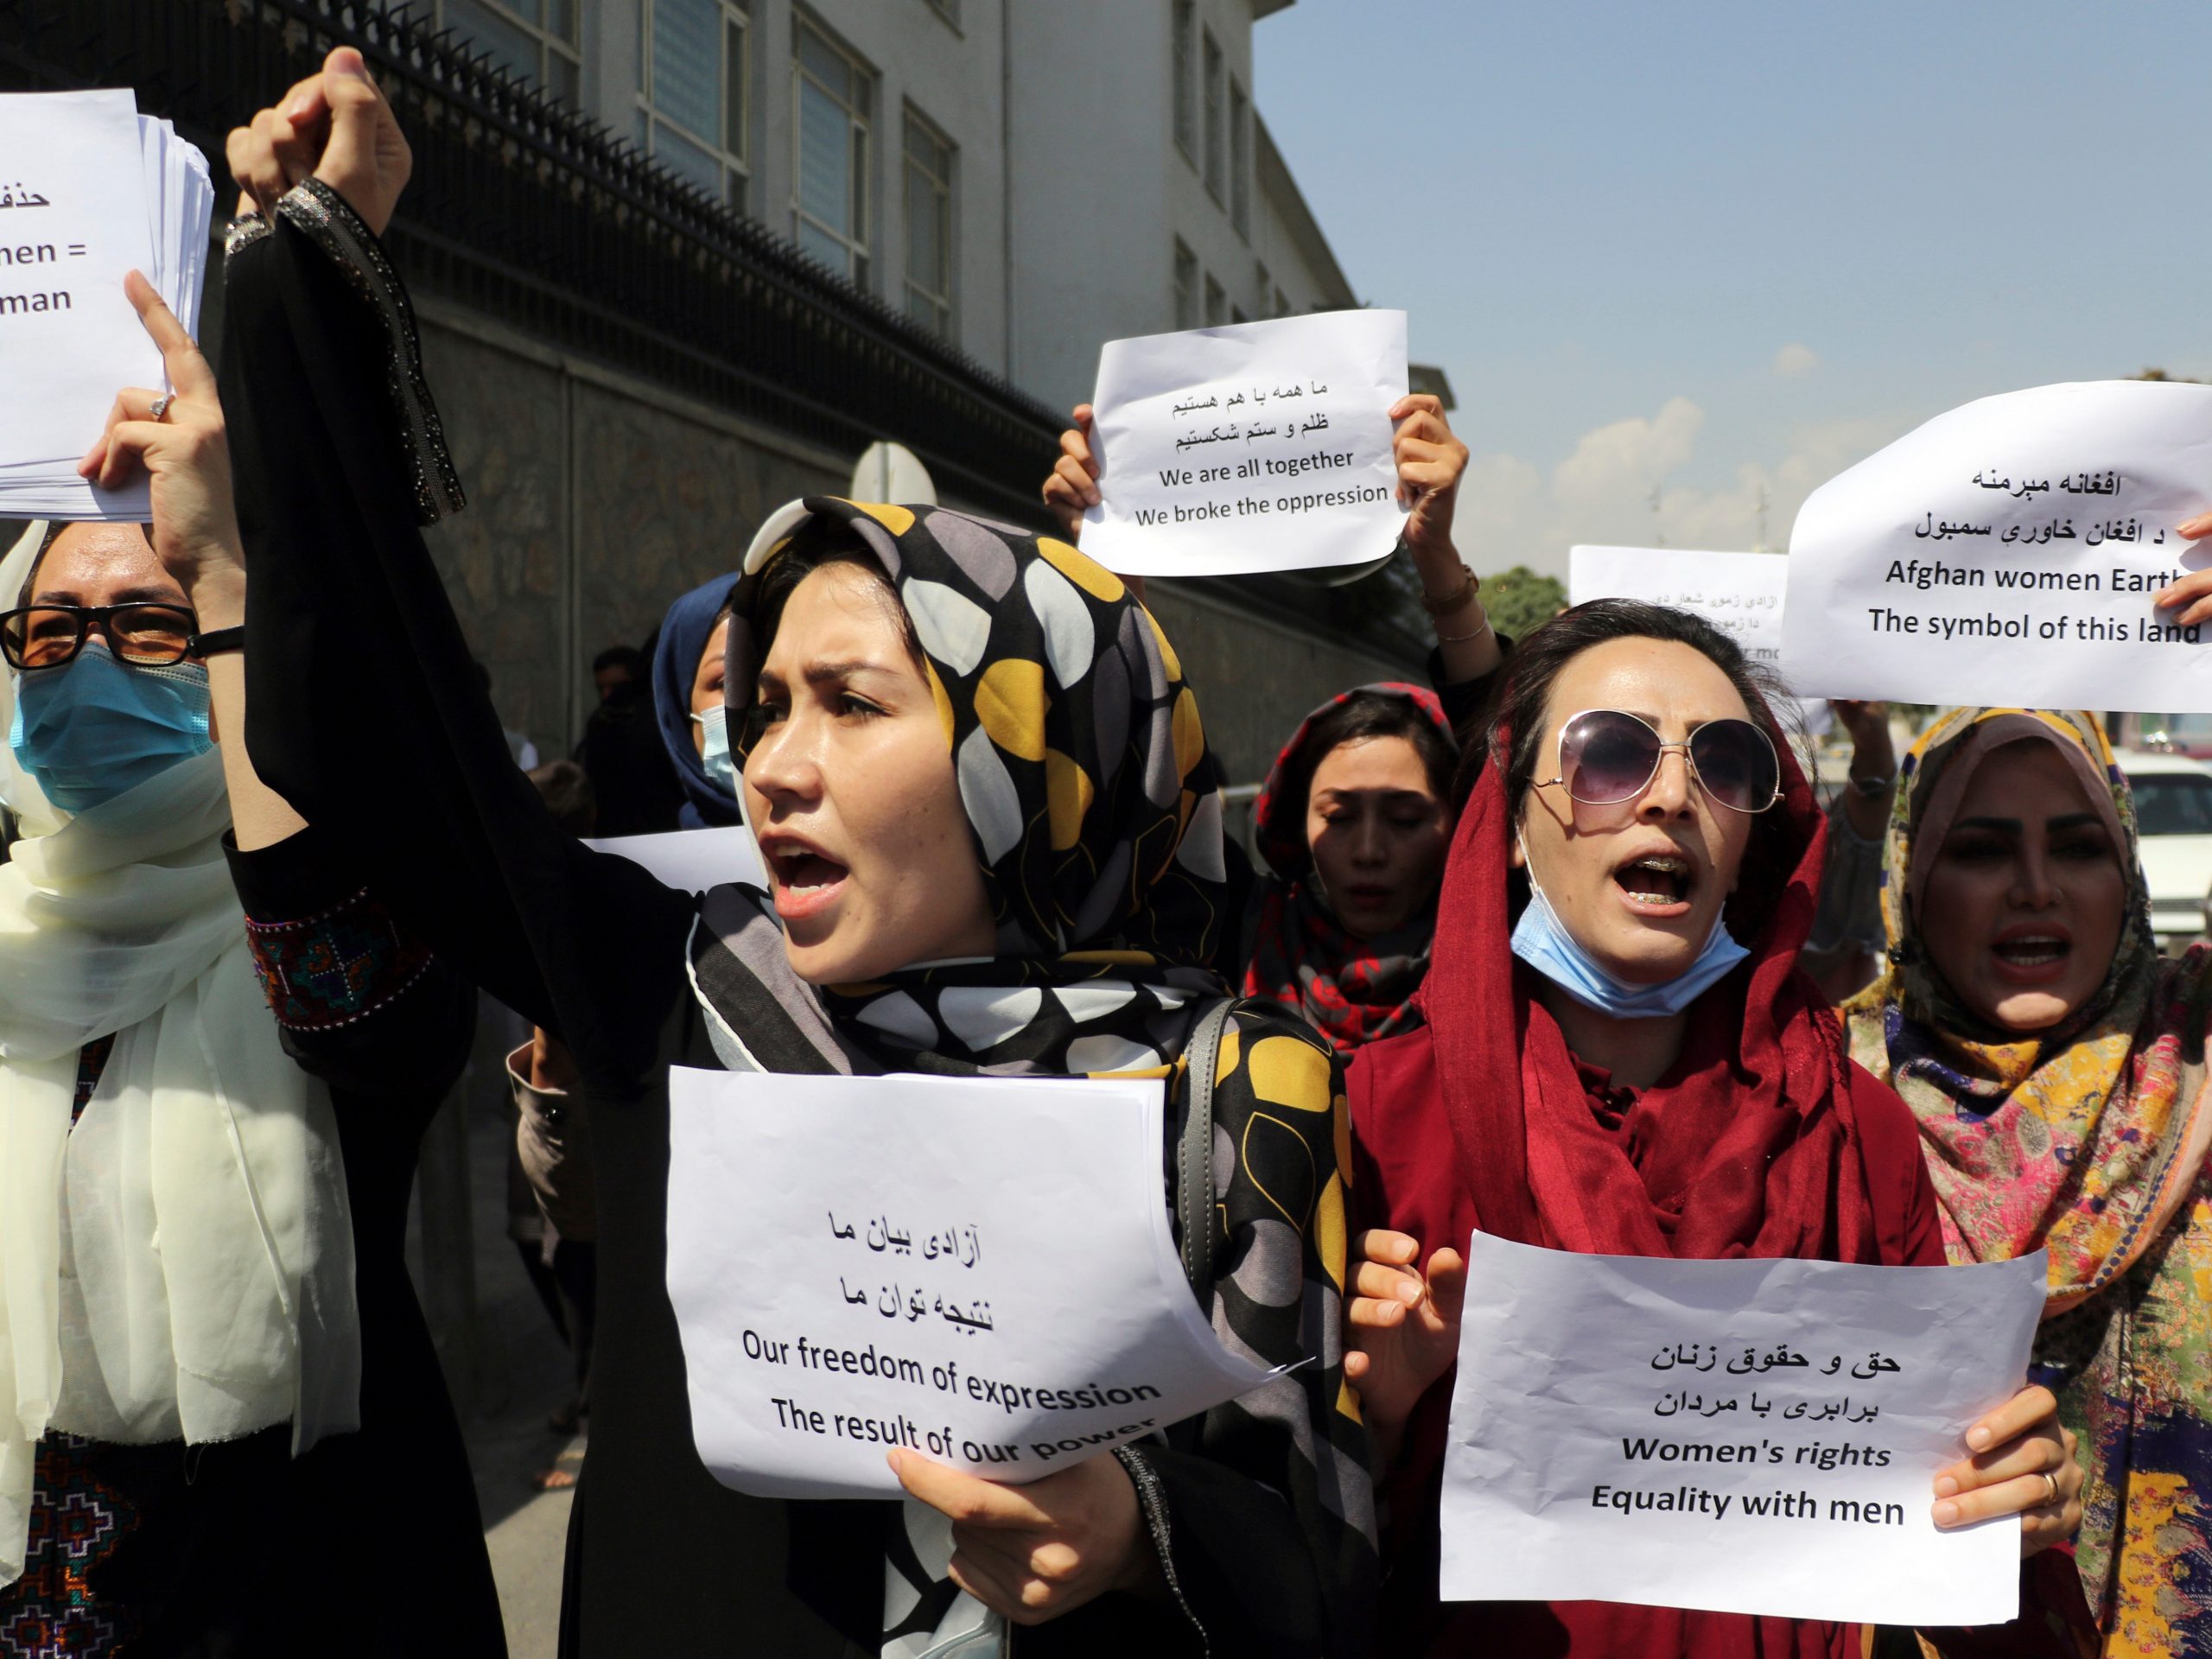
{"left": 1535, "top": 709, "right": 1782, "bottom": 815}
{"left": 0, "top": 602, "right": 202, "bottom": 671}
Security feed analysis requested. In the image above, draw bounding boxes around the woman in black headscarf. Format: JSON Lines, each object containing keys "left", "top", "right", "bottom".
{"left": 219, "top": 51, "right": 1372, "bottom": 1657}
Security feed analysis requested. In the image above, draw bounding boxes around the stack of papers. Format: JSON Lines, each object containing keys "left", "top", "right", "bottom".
{"left": 0, "top": 89, "right": 213, "bottom": 521}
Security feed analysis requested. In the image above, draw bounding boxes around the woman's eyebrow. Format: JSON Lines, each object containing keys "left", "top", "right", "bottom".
{"left": 799, "top": 658, "right": 897, "bottom": 686}
{"left": 2044, "top": 812, "right": 2101, "bottom": 832}
{"left": 1954, "top": 816, "right": 2023, "bottom": 832}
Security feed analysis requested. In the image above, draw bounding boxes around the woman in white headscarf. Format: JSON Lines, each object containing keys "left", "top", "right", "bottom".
{"left": 0, "top": 272, "right": 501, "bottom": 1654}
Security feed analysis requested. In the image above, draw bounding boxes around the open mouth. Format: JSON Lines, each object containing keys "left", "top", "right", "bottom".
{"left": 763, "top": 839, "right": 850, "bottom": 921}
{"left": 1991, "top": 933, "right": 2070, "bottom": 973}
{"left": 1614, "top": 853, "right": 1695, "bottom": 909}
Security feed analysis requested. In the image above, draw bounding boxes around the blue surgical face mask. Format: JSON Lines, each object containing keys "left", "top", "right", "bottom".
{"left": 10, "top": 639, "right": 214, "bottom": 814}
{"left": 695, "top": 704, "right": 736, "bottom": 797}
{"left": 1509, "top": 835, "right": 1750, "bottom": 1020}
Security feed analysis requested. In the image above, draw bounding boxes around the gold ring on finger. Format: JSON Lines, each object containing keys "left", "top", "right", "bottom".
{"left": 2041, "top": 1472, "right": 2059, "bottom": 1509}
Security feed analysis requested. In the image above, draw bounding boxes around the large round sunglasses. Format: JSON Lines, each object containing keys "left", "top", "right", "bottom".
{"left": 0, "top": 602, "right": 201, "bottom": 671}
{"left": 1535, "top": 709, "right": 1782, "bottom": 815}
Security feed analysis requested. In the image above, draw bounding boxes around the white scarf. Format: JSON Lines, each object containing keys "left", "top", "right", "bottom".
{"left": 0, "top": 522, "right": 359, "bottom": 1585}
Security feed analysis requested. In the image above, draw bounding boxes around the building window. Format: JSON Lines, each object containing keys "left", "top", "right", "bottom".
{"left": 439, "top": 0, "right": 582, "bottom": 103}
{"left": 925, "top": 0, "right": 961, "bottom": 29}
{"left": 1204, "top": 273, "right": 1226, "bottom": 327}
{"left": 1229, "top": 79, "right": 1249, "bottom": 236}
{"left": 636, "top": 0, "right": 748, "bottom": 209}
{"left": 792, "top": 16, "right": 874, "bottom": 284}
{"left": 1172, "top": 1, "right": 1196, "bottom": 162}
{"left": 1173, "top": 240, "right": 1198, "bottom": 330}
{"left": 1202, "top": 29, "right": 1224, "bottom": 203}
{"left": 1274, "top": 284, "right": 1290, "bottom": 318}
{"left": 903, "top": 108, "right": 954, "bottom": 337}
{"left": 1230, "top": 304, "right": 1248, "bottom": 325}
{"left": 1255, "top": 261, "right": 1271, "bottom": 315}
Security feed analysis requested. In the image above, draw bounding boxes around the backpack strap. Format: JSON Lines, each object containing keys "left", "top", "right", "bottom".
{"left": 1176, "top": 996, "right": 1244, "bottom": 1309}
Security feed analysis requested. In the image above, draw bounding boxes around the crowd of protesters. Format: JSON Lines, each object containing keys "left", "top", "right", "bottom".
{"left": 7, "top": 44, "right": 2212, "bottom": 1659}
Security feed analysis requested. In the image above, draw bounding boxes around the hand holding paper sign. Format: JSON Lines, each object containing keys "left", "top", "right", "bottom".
{"left": 2149, "top": 512, "right": 2212, "bottom": 625}
{"left": 1077, "top": 310, "right": 1409, "bottom": 578}
{"left": 888, "top": 1444, "right": 1152, "bottom": 1625}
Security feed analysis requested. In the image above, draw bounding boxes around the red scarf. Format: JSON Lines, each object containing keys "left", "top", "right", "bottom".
{"left": 1243, "top": 683, "right": 1452, "bottom": 1053}
{"left": 1422, "top": 716, "right": 1879, "bottom": 1262}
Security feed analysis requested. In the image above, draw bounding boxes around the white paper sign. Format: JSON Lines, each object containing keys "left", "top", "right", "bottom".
{"left": 1783, "top": 380, "right": 2212, "bottom": 710}
{"left": 1440, "top": 1231, "right": 2045, "bottom": 1627}
{"left": 0, "top": 92, "right": 158, "bottom": 464}
{"left": 664, "top": 1067, "right": 1275, "bottom": 1499}
{"left": 1570, "top": 546, "right": 1789, "bottom": 667}
{"left": 1080, "top": 309, "right": 1409, "bottom": 576}
{"left": 585, "top": 825, "right": 766, "bottom": 894}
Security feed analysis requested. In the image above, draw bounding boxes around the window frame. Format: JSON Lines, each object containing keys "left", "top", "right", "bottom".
{"left": 633, "top": 0, "right": 752, "bottom": 211}
{"left": 790, "top": 12, "right": 876, "bottom": 286}
{"left": 1201, "top": 28, "right": 1224, "bottom": 204}
{"left": 1229, "top": 76, "right": 1250, "bottom": 237}
{"left": 1172, "top": 0, "right": 1197, "bottom": 163}
{"left": 901, "top": 104, "right": 956, "bottom": 338}
{"left": 438, "top": 0, "right": 583, "bottom": 101}
{"left": 1173, "top": 239, "right": 1198, "bottom": 330}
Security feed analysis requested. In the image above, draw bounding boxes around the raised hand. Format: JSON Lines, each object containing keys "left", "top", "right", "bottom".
{"left": 1040, "top": 405, "right": 1101, "bottom": 544}
{"left": 226, "top": 45, "right": 412, "bottom": 236}
{"left": 1389, "top": 393, "right": 1471, "bottom": 566}
{"left": 1344, "top": 1229, "right": 1466, "bottom": 1463}
{"left": 77, "top": 271, "right": 243, "bottom": 608}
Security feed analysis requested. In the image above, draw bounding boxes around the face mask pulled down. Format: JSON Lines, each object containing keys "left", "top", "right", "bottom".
{"left": 10, "top": 639, "right": 214, "bottom": 813}
{"left": 1510, "top": 834, "right": 1749, "bottom": 1019}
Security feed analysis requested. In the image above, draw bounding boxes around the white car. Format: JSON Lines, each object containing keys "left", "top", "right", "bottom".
{"left": 2110, "top": 750, "right": 2212, "bottom": 956}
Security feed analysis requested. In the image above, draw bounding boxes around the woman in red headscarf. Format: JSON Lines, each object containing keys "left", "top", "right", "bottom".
{"left": 1341, "top": 600, "right": 2094, "bottom": 1657}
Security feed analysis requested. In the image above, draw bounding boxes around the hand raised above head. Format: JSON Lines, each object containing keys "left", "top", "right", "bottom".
{"left": 76, "top": 271, "right": 242, "bottom": 604}
{"left": 2152, "top": 511, "right": 2212, "bottom": 627}
{"left": 1389, "top": 393, "right": 1471, "bottom": 567}
{"left": 1040, "top": 405, "right": 1100, "bottom": 544}
{"left": 226, "top": 45, "right": 412, "bottom": 238}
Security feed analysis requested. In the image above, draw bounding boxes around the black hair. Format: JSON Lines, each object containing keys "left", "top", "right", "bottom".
{"left": 747, "top": 523, "right": 923, "bottom": 666}
{"left": 1279, "top": 690, "right": 1458, "bottom": 856}
{"left": 1465, "top": 599, "right": 1803, "bottom": 928}
{"left": 593, "top": 644, "right": 648, "bottom": 678}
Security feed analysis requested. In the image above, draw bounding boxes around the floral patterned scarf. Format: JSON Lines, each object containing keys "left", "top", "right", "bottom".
{"left": 1842, "top": 707, "right": 2212, "bottom": 1649}
{"left": 1243, "top": 683, "right": 1452, "bottom": 1053}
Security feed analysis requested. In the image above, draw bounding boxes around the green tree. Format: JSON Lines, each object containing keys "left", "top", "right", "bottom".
{"left": 1479, "top": 564, "right": 1568, "bottom": 641}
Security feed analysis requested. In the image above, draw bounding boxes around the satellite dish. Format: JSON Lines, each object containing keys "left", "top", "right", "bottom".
{"left": 850, "top": 442, "right": 938, "bottom": 506}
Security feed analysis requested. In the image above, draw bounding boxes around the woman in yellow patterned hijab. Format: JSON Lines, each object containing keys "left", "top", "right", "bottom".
{"left": 1843, "top": 707, "right": 2212, "bottom": 1654}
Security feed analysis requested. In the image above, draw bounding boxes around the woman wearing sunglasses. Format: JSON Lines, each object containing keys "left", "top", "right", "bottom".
{"left": 1336, "top": 601, "right": 2091, "bottom": 1656}
{"left": 0, "top": 272, "right": 503, "bottom": 1650}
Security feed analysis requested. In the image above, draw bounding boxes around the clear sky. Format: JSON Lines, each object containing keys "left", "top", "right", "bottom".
{"left": 1255, "top": 0, "right": 2211, "bottom": 582}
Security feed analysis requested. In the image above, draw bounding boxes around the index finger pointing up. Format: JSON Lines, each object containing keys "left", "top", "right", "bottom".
{"left": 123, "top": 271, "right": 214, "bottom": 397}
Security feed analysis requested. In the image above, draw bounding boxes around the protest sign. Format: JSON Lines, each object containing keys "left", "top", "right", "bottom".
{"left": 585, "top": 824, "right": 767, "bottom": 894}
{"left": 664, "top": 1067, "right": 1277, "bottom": 1499}
{"left": 0, "top": 90, "right": 213, "bottom": 519}
{"left": 1439, "top": 1231, "right": 2045, "bottom": 1627}
{"left": 1570, "top": 546, "right": 1788, "bottom": 667}
{"left": 1783, "top": 380, "right": 2212, "bottom": 711}
{"left": 1570, "top": 544, "right": 1832, "bottom": 739}
{"left": 1079, "top": 309, "right": 1408, "bottom": 577}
